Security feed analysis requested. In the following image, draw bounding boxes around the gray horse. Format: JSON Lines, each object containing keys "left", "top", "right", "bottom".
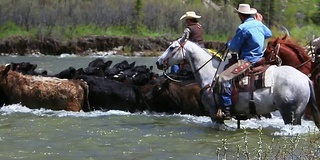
{"left": 156, "top": 39, "right": 320, "bottom": 130}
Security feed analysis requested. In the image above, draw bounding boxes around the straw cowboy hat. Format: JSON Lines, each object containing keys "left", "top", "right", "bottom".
{"left": 180, "top": 11, "right": 201, "bottom": 20}
{"left": 234, "top": 4, "right": 257, "bottom": 15}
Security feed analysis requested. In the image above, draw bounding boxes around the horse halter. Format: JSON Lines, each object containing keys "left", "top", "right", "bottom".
{"left": 267, "top": 43, "right": 282, "bottom": 65}
{"left": 162, "top": 40, "right": 187, "bottom": 70}
{"left": 269, "top": 42, "right": 312, "bottom": 71}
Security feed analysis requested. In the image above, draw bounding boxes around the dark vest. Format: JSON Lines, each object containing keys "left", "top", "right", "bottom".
{"left": 187, "top": 23, "right": 204, "bottom": 47}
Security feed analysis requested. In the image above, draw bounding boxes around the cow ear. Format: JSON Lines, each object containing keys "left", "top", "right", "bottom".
{"left": 130, "top": 62, "right": 136, "bottom": 68}
{"left": 105, "top": 61, "right": 112, "bottom": 68}
{"left": 149, "top": 66, "right": 153, "bottom": 71}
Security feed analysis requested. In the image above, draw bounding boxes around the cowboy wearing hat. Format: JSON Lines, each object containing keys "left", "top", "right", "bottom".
{"left": 179, "top": 11, "right": 204, "bottom": 47}
{"left": 218, "top": 4, "right": 272, "bottom": 120}
{"left": 170, "top": 11, "right": 204, "bottom": 74}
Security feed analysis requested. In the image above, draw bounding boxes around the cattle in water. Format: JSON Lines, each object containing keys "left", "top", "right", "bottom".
{"left": 10, "top": 62, "right": 47, "bottom": 75}
{"left": 83, "top": 58, "right": 113, "bottom": 76}
{"left": 0, "top": 64, "right": 91, "bottom": 112}
{"left": 73, "top": 74, "right": 149, "bottom": 112}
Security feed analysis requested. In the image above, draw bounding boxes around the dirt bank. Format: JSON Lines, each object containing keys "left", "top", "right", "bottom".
{"left": 0, "top": 36, "right": 226, "bottom": 56}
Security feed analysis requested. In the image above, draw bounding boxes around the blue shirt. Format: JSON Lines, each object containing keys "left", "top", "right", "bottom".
{"left": 228, "top": 17, "right": 272, "bottom": 63}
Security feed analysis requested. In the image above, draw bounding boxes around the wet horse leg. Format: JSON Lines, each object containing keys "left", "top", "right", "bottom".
{"left": 293, "top": 112, "right": 303, "bottom": 125}
{"left": 278, "top": 107, "right": 294, "bottom": 125}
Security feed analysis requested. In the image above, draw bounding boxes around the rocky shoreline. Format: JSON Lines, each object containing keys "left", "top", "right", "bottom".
{"left": 0, "top": 36, "right": 225, "bottom": 57}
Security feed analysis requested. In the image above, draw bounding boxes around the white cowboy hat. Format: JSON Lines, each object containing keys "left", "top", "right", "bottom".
{"left": 234, "top": 4, "right": 257, "bottom": 15}
{"left": 180, "top": 11, "right": 201, "bottom": 20}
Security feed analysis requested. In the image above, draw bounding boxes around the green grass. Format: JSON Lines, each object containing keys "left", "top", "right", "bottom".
{"left": 0, "top": 22, "right": 319, "bottom": 46}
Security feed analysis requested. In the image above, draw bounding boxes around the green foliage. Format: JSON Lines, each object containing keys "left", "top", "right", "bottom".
{"left": 131, "top": 0, "right": 145, "bottom": 34}
{"left": 0, "top": 22, "right": 30, "bottom": 38}
{"left": 0, "top": 0, "right": 318, "bottom": 44}
{"left": 290, "top": 25, "right": 320, "bottom": 44}
{"left": 310, "top": 2, "right": 320, "bottom": 25}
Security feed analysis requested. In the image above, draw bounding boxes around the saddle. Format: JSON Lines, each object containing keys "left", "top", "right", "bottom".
{"left": 216, "top": 58, "right": 271, "bottom": 117}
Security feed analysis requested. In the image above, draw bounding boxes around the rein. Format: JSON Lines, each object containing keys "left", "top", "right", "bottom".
{"left": 162, "top": 71, "right": 183, "bottom": 83}
{"left": 194, "top": 43, "right": 228, "bottom": 74}
{"left": 163, "top": 41, "right": 186, "bottom": 70}
{"left": 162, "top": 40, "right": 187, "bottom": 83}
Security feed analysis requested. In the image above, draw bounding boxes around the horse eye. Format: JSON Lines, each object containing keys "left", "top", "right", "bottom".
{"left": 169, "top": 46, "right": 175, "bottom": 50}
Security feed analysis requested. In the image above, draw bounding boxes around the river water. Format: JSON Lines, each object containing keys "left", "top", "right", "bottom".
{"left": 0, "top": 54, "right": 319, "bottom": 160}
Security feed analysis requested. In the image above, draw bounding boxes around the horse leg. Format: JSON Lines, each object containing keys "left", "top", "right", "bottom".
{"left": 278, "top": 106, "right": 294, "bottom": 125}
{"left": 292, "top": 112, "right": 303, "bottom": 125}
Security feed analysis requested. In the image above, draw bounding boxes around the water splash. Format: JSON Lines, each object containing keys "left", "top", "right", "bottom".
{"left": 1, "top": 104, "right": 318, "bottom": 136}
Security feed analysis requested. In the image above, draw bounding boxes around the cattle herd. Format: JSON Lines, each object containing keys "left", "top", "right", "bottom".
{"left": 0, "top": 58, "right": 208, "bottom": 116}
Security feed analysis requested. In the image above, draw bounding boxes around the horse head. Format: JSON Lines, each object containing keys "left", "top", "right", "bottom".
{"left": 265, "top": 35, "right": 311, "bottom": 75}
{"left": 156, "top": 39, "right": 186, "bottom": 71}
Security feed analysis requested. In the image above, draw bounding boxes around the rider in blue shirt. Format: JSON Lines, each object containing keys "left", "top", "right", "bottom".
{"left": 221, "top": 4, "right": 272, "bottom": 119}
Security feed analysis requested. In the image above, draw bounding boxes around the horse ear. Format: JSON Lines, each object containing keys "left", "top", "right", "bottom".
{"left": 281, "top": 34, "right": 287, "bottom": 40}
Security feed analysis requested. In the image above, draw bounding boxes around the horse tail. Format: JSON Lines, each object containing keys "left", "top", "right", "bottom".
{"left": 308, "top": 79, "right": 320, "bottom": 129}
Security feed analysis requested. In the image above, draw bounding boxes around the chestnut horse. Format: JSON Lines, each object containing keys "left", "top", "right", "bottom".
{"left": 265, "top": 35, "right": 312, "bottom": 75}
{"left": 265, "top": 35, "right": 316, "bottom": 119}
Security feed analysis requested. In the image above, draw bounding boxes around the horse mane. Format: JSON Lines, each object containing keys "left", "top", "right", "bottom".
{"left": 273, "top": 35, "right": 310, "bottom": 61}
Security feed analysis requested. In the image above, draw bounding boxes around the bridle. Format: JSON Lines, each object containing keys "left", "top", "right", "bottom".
{"left": 266, "top": 43, "right": 282, "bottom": 65}
{"left": 162, "top": 40, "right": 187, "bottom": 71}
{"left": 268, "top": 42, "right": 312, "bottom": 69}
{"left": 162, "top": 40, "right": 228, "bottom": 83}
{"left": 163, "top": 40, "right": 227, "bottom": 74}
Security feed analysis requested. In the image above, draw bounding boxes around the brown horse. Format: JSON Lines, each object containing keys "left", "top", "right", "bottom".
{"left": 265, "top": 35, "right": 312, "bottom": 75}
{"left": 265, "top": 35, "right": 316, "bottom": 119}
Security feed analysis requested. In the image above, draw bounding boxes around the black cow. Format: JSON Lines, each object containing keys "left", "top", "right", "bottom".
{"left": 119, "top": 65, "right": 156, "bottom": 86}
{"left": 53, "top": 67, "right": 77, "bottom": 79}
{"left": 83, "top": 58, "right": 112, "bottom": 76}
{"left": 10, "top": 62, "right": 47, "bottom": 75}
{"left": 105, "top": 60, "right": 135, "bottom": 78}
{"left": 73, "top": 74, "right": 148, "bottom": 112}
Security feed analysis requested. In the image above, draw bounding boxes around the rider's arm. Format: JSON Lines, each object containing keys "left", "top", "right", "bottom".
{"left": 228, "top": 28, "right": 244, "bottom": 52}
{"left": 181, "top": 28, "right": 191, "bottom": 42}
{"left": 263, "top": 24, "right": 272, "bottom": 39}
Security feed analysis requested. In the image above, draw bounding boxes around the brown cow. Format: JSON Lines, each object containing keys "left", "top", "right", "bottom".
{"left": 0, "top": 64, "right": 91, "bottom": 112}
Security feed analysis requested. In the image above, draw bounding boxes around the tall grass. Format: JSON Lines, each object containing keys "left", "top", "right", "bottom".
{"left": 215, "top": 127, "right": 320, "bottom": 159}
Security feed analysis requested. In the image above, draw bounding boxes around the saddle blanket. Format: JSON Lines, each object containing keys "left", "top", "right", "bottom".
{"left": 263, "top": 65, "right": 276, "bottom": 87}
{"left": 239, "top": 65, "right": 276, "bottom": 89}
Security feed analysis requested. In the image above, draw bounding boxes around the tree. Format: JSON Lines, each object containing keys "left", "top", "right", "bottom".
{"left": 131, "top": 0, "right": 144, "bottom": 34}
{"left": 310, "top": 2, "right": 320, "bottom": 25}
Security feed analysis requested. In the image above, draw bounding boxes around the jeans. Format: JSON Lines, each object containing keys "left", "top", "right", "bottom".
{"left": 221, "top": 81, "right": 232, "bottom": 107}
{"left": 170, "top": 64, "right": 180, "bottom": 73}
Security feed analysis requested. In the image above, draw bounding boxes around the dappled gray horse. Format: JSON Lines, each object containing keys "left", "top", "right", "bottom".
{"left": 156, "top": 39, "right": 320, "bottom": 130}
